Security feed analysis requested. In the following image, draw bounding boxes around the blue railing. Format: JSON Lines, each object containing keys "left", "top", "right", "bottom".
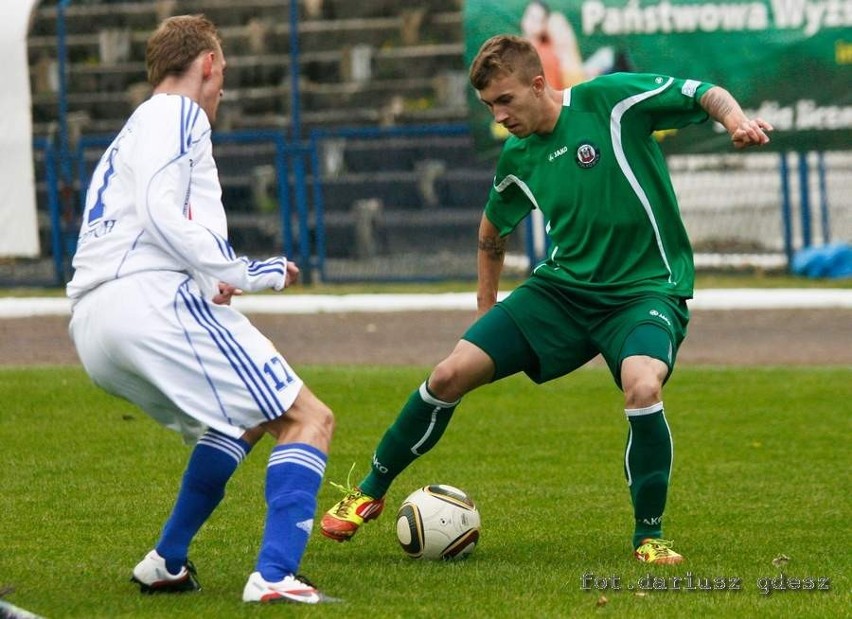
{"left": 43, "top": 128, "right": 834, "bottom": 285}
{"left": 32, "top": 138, "right": 63, "bottom": 285}
{"left": 64, "top": 125, "right": 481, "bottom": 285}
{"left": 72, "top": 130, "right": 323, "bottom": 282}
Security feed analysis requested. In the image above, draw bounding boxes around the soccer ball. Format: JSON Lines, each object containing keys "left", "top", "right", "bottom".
{"left": 395, "top": 484, "right": 481, "bottom": 560}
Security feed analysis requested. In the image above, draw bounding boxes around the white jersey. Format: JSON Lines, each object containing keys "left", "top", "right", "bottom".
{"left": 67, "top": 93, "right": 286, "bottom": 301}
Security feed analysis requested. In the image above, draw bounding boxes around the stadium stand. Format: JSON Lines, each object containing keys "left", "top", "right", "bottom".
{"left": 26, "top": 0, "right": 501, "bottom": 282}
{"left": 28, "top": 0, "right": 469, "bottom": 135}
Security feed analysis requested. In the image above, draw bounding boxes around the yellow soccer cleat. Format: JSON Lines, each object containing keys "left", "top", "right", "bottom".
{"left": 320, "top": 487, "right": 385, "bottom": 542}
{"left": 634, "top": 538, "right": 684, "bottom": 565}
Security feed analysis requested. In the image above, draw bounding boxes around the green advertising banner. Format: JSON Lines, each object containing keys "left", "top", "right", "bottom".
{"left": 463, "top": 0, "right": 852, "bottom": 155}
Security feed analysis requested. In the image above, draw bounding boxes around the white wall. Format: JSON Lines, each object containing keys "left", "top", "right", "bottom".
{"left": 0, "top": 0, "right": 41, "bottom": 257}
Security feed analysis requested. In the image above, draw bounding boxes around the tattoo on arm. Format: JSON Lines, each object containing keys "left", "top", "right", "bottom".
{"left": 478, "top": 235, "right": 506, "bottom": 261}
{"left": 701, "top": 88, "right": 735, "bottom": 123}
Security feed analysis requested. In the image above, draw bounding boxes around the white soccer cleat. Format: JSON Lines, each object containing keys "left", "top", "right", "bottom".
{"left": 130, "top": 550, "right": 200, "bottom": 594}
{"left": 242, "top": 571, "right": 339, "bottom": 604}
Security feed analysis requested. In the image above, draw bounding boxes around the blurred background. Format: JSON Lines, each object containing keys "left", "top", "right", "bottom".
{"left": 3, "top": 0, "right": 850, "bottom": 287}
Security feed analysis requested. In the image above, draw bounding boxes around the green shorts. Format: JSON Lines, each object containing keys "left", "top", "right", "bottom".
{"left": 462, "top": 277, "right": 689, "bottom": 389}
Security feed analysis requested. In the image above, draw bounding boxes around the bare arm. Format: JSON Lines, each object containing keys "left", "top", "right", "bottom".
{"left": 476, "top": 214, "right": 506, "bottom": 316}
{"left": 699, "top": 86, "right": 773, "bottom": 149}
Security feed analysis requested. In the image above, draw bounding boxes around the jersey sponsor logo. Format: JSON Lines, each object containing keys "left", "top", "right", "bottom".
{"left": 575, "top": 142, "right": 601, "bottom": 169}
{"left": 548, "top": 145, "right": 569, "bottom": 162}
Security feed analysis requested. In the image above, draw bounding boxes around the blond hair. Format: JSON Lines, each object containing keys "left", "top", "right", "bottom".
{"left": 469, "top": 35, "right": 544, "bottom": 91}
{"left": 146, "top": 15, "right": 221, "bottom": 87}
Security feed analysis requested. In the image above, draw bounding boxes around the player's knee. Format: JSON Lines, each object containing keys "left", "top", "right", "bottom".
{"left": 265, "top": 399, "right": 335, "bottom": 446}
{"left": 427, "top": 344, "right": 493, "bottom": 402}
{"left": 621, "top": 355, "right": 668, "bottom": 408}
{"left": 304, "top": 401, "right": 335, "bottom": 443}
{"left": 427, "top": 360, "right": 464, "bottom": 402}
{"left": 623, "top": 375, "right": 662, "bottom": 408}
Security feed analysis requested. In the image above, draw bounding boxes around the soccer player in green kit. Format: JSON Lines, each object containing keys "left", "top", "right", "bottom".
{"left": 321, "top": 34, "right": 773, "bottom": 563}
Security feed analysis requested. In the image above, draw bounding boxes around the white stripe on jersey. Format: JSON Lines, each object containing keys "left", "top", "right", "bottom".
{"left": 609, "top": 78, "right": 676, "bottom": 282}
{"left": 492, "top": 175, "right": 561, "bottom": 264}
{"left": 492, "top": 174, "right": 542, "bottom": 210}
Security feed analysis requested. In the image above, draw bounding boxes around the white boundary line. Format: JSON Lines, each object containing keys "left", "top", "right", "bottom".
{"left": 0, "top": 288, "right": 850, "bottom": 318}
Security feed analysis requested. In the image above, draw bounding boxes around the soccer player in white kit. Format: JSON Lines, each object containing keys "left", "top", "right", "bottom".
{"left": 67, "top": 15, "right": 336, "bottom": 604}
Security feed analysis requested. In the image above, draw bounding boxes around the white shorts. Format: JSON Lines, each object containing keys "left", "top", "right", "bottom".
{"left": 69, "top": 271, "right": 303, "bottom": 443}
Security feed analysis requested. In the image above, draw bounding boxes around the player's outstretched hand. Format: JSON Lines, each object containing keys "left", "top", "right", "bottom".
{"left": 731, "top": 118, "right": 773, "bottom": 149}
{"left": 213, "top": 282, "right": 244, "bottom": 305}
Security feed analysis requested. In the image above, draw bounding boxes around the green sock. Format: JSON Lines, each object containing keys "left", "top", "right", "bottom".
{"left": 624, "top": 403, "right": 673, "bottom": 548}
{"left": 359, "top": 381, "right": 458, "bottom": 498}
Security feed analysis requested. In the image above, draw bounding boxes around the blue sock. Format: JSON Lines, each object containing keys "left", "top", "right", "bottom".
{"left": 156, "top": 430, "right": 251, "bottom": 574}
{"left": 256, "top": 443, "right": 327, "bottom": 581}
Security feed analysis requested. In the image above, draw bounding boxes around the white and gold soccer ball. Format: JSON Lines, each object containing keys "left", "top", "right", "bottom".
{"left": 395, "top": 484, "right": 481, "bottom": 560}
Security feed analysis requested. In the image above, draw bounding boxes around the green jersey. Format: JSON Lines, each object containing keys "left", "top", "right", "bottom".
{"left": 485, "top": 72, "right": 714, "bottom": 299}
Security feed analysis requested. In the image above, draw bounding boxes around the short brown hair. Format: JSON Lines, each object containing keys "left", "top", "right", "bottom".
{"left": 146, "top": 15, "right": 221, "bottom": 87}
{"left": 469, "top": 35, "right": 544, "bottom": 91}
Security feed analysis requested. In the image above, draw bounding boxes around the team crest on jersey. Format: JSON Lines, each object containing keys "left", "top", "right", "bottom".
{"left": 575, "top": 142, "right": 600, "bottom": 169}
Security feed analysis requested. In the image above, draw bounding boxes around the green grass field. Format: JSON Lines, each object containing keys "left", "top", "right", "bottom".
{"left": 1, "top": 365, "right": 849, "bottom": 618}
